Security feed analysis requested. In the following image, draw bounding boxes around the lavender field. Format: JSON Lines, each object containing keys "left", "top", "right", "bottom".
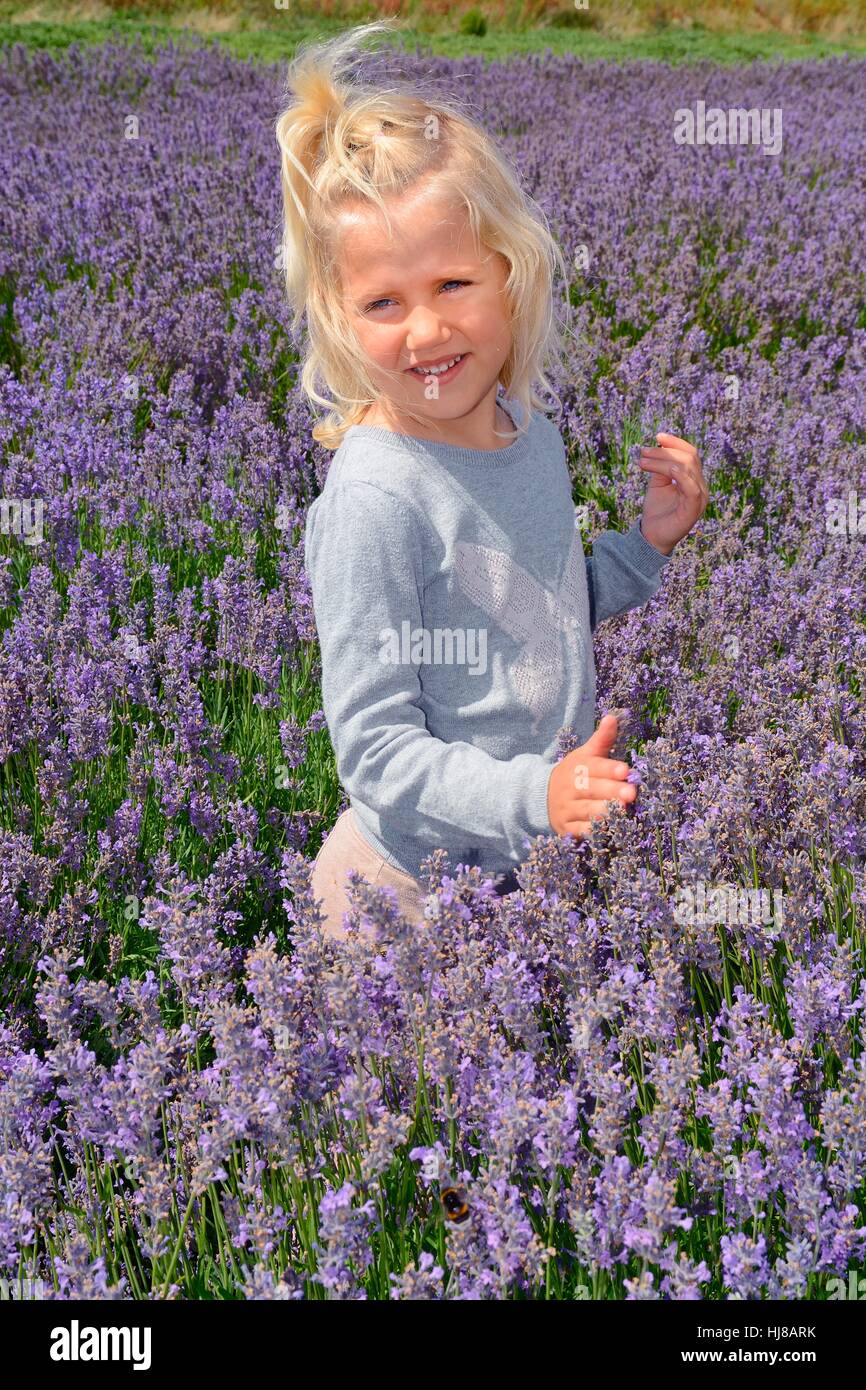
{"left": 1, "top": 36, "right": 865, "bottom": 1300}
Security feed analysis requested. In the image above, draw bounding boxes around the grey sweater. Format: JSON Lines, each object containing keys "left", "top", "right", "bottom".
{"left": 303, "top": 397, "right": 671, "bottom": 882}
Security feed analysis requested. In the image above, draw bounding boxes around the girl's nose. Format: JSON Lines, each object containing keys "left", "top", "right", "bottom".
{"left": 405, "top": 305, "right": 449, "bottom": 341}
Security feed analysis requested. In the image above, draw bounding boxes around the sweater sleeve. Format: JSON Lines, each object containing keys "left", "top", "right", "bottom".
{"left": 584, "top": 516, "right": 671, "bottom": 633}
{"left": 304, "top": 480, "right": 554, "bottom": 858}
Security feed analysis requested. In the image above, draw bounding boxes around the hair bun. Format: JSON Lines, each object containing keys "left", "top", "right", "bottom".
{"left": 293, "top": 68, "right": 345, "bottom": 128}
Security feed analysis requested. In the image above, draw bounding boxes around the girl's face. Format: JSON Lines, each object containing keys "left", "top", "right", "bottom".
{"left": 336, "top": 183, "right": 514, "bottom": 447}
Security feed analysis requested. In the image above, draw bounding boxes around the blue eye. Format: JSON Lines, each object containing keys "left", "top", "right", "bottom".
{"left": 364, "top": 280, "right": 470, "bottom": 313}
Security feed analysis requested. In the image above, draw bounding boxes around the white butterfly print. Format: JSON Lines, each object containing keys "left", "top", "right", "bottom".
{"left": 453, "top": 521, "right": 590, "bottom": 735}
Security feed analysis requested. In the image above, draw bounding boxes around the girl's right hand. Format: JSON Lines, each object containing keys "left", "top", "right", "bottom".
{"left": 546, "top": 713, "right": 636, "bottom": 839}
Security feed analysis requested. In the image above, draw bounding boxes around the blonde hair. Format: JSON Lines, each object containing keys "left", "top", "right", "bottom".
{"left": 274, "top": 18, "right": 571, "bottom": 451}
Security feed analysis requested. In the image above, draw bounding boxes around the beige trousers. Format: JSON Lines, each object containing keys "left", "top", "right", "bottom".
{"left": 309, "top": 808, "right": 429, "bottom": 940}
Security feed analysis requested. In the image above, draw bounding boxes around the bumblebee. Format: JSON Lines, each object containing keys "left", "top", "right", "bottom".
{"left": 439, "top": 1184, "right": 470, "bottom": 1223}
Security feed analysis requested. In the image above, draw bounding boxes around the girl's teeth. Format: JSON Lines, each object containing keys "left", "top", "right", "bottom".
{"left": 413, "top": 354, "right": 463, "bottom": 375}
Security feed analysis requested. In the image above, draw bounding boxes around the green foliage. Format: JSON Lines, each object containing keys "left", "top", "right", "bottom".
{"left": 1, "top": 15, "right": 865, "bottom": 66}
{"left": 547, "top": 5, "right": 602, "bottom": 30}
{"left": 458, "top": 8, "right": 487, "bottom": 38}
{"left": 0, "top": 272, "right": 22, "bottom": 375}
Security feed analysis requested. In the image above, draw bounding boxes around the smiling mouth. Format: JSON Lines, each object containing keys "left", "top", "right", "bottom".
{"left": 406, "top": 353, "right": 469, "bottom": 380}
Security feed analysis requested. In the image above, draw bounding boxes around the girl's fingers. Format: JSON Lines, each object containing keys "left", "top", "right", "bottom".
{"left": 584, "top": 756, "right": 631, "bottom": 778}
{"left": 570, "top": 760, "right": 631, "bottom": 786}
{"left": 639, "top": 459, "right": 704, "bottom": 495}
{"left": 640, "top": 449, "right": 706, "bottom": 484}
{"left": 640, "top": 454, "right": 696, "bottom": 476}
{"left": 652, "top": 433, "right": 699, "bottom": 459}
{"left": 640, "top": 446, "right": 693, "bottom": 460}
{"left": 562, "top": 817, "right": 606, "bottom": 839}
{"left": 565, "top": 798, "right": 629, "bottom": 827}
{"left": 580, "top": 779, "right": 636, "bottom": 803}
{"left": 640, "top": 451, "right": 700, "bottom": 477}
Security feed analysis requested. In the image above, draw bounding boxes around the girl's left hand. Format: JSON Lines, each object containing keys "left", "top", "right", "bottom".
{"left": 637, "top": 432, "right": 709, "bottom": 556}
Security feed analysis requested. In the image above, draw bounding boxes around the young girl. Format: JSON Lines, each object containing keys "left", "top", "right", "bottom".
{"left": 275, "top": 21, "right": 708, "bottom": 941}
